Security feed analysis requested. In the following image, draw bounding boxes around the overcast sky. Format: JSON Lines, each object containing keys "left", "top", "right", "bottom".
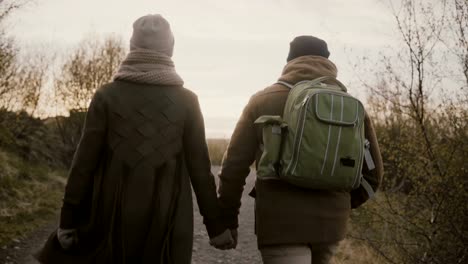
{"left": 7, "top": 0, "right": 398, "bottom": 137}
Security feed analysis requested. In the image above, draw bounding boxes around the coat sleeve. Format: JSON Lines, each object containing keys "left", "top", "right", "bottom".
{"left": 350, "top": 112, "right": 384, "bottom": 208}
{"left": 218, "top": 96, "right": 258, "bottom": 229}
{"left": 183, "top": 94, "right": 225, "bottom": 238}
{"left": 60, "top": 90, "right": 107, "bottom": 229}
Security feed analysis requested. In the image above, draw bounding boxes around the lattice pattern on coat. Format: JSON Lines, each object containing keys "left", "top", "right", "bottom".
{"left": 106, "top": 88, "right": 185, "bottom": 169}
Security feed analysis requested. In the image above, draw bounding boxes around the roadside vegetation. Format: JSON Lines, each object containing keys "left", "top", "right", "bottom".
{"left": 0, "top": 150, "right": 65, "bottom": 245}
{"left": 207, "top": 138, "right": 230, "bottom": 166}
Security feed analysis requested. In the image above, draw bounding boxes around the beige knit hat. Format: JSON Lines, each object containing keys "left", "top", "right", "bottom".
{"left": 130, "top": 14, "right": 175, "bottom": 56}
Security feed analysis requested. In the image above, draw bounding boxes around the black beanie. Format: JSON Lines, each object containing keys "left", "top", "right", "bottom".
{"left": 287, "top": 35, "right": 330, "bottom": 62}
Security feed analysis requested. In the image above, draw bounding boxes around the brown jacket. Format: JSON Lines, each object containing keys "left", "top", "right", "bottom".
{"left": 36, "top": 81, "right": 224, "bottom": 264}
{"left": 218, "top": 56, "right": 383, "bottom": 247}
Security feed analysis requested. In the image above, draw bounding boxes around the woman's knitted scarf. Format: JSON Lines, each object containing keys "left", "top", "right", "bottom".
{"left": 114, "top": 49, "right": 184, "bottom": 86}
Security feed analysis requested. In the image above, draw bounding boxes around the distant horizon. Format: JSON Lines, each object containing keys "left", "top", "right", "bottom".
{"left": 40, "top": 112, "right": 235, "bottom": 139}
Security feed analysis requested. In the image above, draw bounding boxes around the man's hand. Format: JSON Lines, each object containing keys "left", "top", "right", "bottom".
{"left": 57, "top": 228, "right": 78, "bottom": 250}
{"left": 209, "top": 229, "right": 235, "bottom": 250}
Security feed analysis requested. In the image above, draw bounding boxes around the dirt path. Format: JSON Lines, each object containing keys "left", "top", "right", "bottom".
{"left": 192, "top": 168, "right": 261, "bottom": 264}
{"left": 0, "top": 220, "right": 58, "bottom": 264}
{"left": 1, "top": 167, "right": 261, "bottom": 264}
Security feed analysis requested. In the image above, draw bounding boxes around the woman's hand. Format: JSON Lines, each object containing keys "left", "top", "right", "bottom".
{"left": 57, "top": 228, "right": 78, "bottom": 250}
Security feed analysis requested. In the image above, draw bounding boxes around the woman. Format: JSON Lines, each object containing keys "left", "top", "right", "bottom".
{"left": 36, "top": 14, "right": 232, "bottom": 264}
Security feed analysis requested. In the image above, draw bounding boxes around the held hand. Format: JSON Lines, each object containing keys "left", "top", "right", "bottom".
{"left": 57, "top": 228, "right": 78, "bottom": 250}
{"left": 209, "top": 229, "right": 235, "bottom": 250}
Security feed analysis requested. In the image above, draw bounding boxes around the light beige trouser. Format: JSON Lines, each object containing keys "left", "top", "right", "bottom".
{"left": 260, "top": 243, "right": 338, "bottom": 264}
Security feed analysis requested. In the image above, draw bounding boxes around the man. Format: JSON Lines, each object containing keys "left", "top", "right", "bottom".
{"left": 218, "top": 36, "right": 384, "bottom": 264}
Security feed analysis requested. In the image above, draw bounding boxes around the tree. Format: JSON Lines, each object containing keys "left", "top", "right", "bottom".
{"left": 53, "top": 35, "right": 125, "bottom": 162}
{"left": 0, "top": 0, "right": 19, "bottom": 109}
{"left": 350, "top": 1, "right": 468, "bottom": 263}
{"left": 0, "top": 0, "right": 63, "bottom": 168}
{"left": 445, "top": 0, "right": 468, "bottom": 86}
{"left": 0, "top": 0, "right": 46, "bottom": 115}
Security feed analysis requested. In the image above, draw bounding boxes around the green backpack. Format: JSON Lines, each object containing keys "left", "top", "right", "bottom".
{"left": 255, "top": 76, "right": 375, "bottom": 196}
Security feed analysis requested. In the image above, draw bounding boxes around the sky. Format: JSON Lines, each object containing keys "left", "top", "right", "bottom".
{"left": 6, "top": 0, "right": 398, "bottom": 137}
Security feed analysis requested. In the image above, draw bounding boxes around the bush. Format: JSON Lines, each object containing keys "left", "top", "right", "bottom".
{"left": 207, "top": 138, "right": 230, "bottom": 166}
{"left": 0, "top": 109, "right": 67, "bottom": 168}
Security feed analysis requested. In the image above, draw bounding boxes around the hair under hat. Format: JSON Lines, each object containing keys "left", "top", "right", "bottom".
{"left": 287, "top": 35, "right": 330, "bottom": 62}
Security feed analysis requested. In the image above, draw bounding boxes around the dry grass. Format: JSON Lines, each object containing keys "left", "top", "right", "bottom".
{"left": 0, "top": 150, "right": 66, "bottom": 246}
{"left": 332, "top": 238, "right": 383, "bottom": 264}
{"left": 207, "top": 138, "right": 229, "bottom": 166}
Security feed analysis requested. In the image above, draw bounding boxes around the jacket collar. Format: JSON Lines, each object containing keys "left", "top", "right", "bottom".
{"left": 278, "top": 55, "right": 338, "bottom": 85}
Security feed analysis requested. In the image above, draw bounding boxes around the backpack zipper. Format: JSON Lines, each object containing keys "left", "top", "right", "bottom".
{"left": 289, "top": 94, "right": 314, "bottom": 175}
{"left": 285, "top": 89, "right": 311, "bottom": 175}
{"left": 351, "top": 104, "right": 365, "bottom": 189}
{"left": 292, "top": 95, "right": 313, "bottom": 174}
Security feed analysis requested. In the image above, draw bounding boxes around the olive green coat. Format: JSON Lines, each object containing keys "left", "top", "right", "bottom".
{"left": 36, "top": 81, "right": 224, "bottom": 263}
{"left": 218, "top": 55, "right": 384, "bottom": 247}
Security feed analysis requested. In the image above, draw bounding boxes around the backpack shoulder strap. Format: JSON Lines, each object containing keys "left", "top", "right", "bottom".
{"left": 308, "top": 76, "right": 347, "bottom": 92}
{"left": 276, "top": 76, "right": 347, "bottom": 92}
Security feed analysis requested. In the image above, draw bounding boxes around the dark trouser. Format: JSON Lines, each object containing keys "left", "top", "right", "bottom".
{"left": 260, "top": 243, "right": 338, "bottom": 264}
